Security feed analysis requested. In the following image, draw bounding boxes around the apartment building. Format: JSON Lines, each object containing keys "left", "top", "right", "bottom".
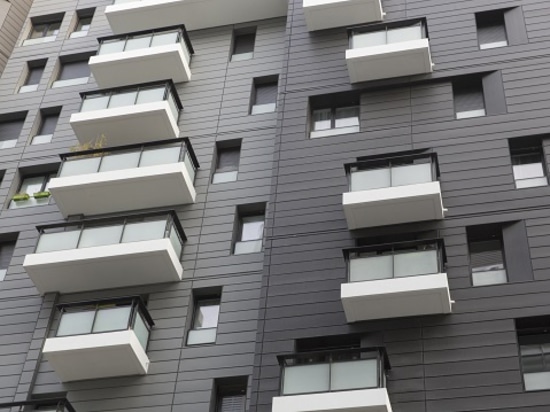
{"left": 0, "top": 0, "right": 550, "bottom": 412}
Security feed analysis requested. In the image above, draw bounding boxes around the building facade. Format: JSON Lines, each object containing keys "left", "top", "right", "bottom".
{"left": 0, "top": 0, "right": 550, "bottom": 412}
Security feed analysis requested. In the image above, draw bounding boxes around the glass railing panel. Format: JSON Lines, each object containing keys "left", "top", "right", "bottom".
{"left": 330, "top": 359, "right": 378, "bottom": 391}
{"left": 136, "top": 87, "right": 165, "bottom": 104}
{"left": 125, "top": 35, "right": 151, "bottom": 51}
{"left": 352, "top": 31, "right": 386, "bottom": 48}
{"left": 57, "top": 310, "right": 95, "bottom": 336}
{"left": 36, "top": 231, "right": 80, "bottom": 253}
{"left": 283, "top": 364, "right": 330, "bottom": 395}
{"left": 92, "top": 306, "right": 131, "bottom": 333}
{"left": 60, "top": 157, "right": 101, "bottom": 177}
{"left": 350, "top": 168, "right": 390, "bottom": 191}
{"left": 99, "top": 152, "right": 140, "bottom": 172}
{"left": 387, "top": 25, "right": 422, "bottom": 43}
{"left": 78, "top": 225, "right": 123, "bottom": 248}
{"left": 81, "top": 95, "right": 109, "bottom": 112}
{"left": 391, "top": 163, "right": 432, "bottom": 186}
{"left": 140, "top": 146, "right": 180, "bottom": 167}
{"left": 99, "top": 39, "right": 126, "bottom": 54}
{"left": 169, "top": 225, "right": 183, "bottom": 258}
{"left": 109, "top": 91, "right": 138, "bottom": 108}
{"left": 133, "top": 312, "right": 150, "bottom": 350}
{"left": 183, "top": 151, "right": 196, "bottom": 182}
{"left": 394, "top": 249, "right": 438, "bottom": 277}
{"left": 166, "top": 91, "right": 180, "bottom": 120}
{"left": 151, "top": 31, "right": 179, "bottom": 47}
{"left": 350, "top": 255, "right": 393, "bottom": 282}
{"left": 121, "top": 220, "right": 165, "bottom": 243}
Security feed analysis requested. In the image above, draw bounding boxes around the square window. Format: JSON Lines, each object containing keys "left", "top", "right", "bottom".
{"left": 23, "top": 15, "right": 63, "bottom": 46}
{"left": 251, "top": 78, "right": 277, "bottom": 114}
{"left": 231, "top": 29, "right": 255, "bottom": 62}
{"left": 234, "top": 207, "right": 265, "bottom": 255}
{"left": 476, "top": 10, "right": 508, "bottom": 50}
{"left": 9, "top": 172, "right": 56, "bottom": 209}
{"left": 187, "top": 295, "right": 220, "bottom": 345}
{"left": 467, "top": 224, "right": 507, "bottom": 286}
{"left": 453, "top": 77, "right": 486, "bottom": 119}
{"left": 311, "top": 106, "right": 359, "bottom": 138}
{"left": 510, "top": 139, "right": 548, "bottom": 189}
{"left": 20, "top": 60, "right": 46, "bottom": 93}
{"left": 52, "top": 56, "right": 91, "bottom": 88}
{"left": 213, "top": 141, "right": 241, "bottom": 184}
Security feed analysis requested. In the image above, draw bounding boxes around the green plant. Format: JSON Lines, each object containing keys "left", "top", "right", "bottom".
{"left": 70, "top": 134, "right": 107, "bottom": 156}
{"left": 33, "top": 191, "right": 51, "bottom": 199}
{"left": 12, "top": 193, "right": 30, "bottom": 202}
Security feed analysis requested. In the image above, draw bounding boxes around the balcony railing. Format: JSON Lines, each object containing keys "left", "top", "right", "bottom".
{"left": 350, "top": 21, "right": 426, "bottom": 50}
{"left": 346, "top": 152, "right": 439, "bottom": 192}
{"left": 56, "top": 296, "right": 154, "bottom": 352}
{"left": 34, "top": 210, "right": 185, "bottom": 260}
{"left": 344, "top": 239, "right": 445, "bottom": 283}
{"left": 278, "top": 347, "right": 389, "bottom": 396}
{"left": 0, "top": 398, "right": 76, "bottom": 412}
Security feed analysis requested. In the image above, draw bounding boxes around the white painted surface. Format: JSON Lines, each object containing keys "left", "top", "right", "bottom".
{"left": 341, "top": 272, "right": 452, "bottom": 322}
{"left": 342, "top": 180, "right": 444, "bottom": 229}
{"left": 43, "top": 330, "right": 149, "bottom": 382}
{"left": 272, "top": 388, "right": 393, "bottom": 412}
{"left": 303, "top": 0, "right": 383, "bottom": 31}
{"left": 89, "top": 43, "right": 191, "bottom": 88}
{"left": 346, "top": 38, "right": 433, "bottom": 83}
{"left": 23, "top": 238, "right": 183, "bottom": 294}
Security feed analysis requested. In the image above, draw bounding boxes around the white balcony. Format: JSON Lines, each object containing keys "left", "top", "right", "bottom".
{"left": 341, "top": 243, "right": 452, "bottom": 322}
{"left": 69, "top": 82, "right": 181, "bottom": 147}
{"left": 346, "top": 22, "right": 433, "bottom": 83}
{"left": 303, "top": 0, "right": 384, "bottom": 31}
{"left": 105, "top": 0, "right": 288, "bottom": 34}
{"left": 23, "top": 213, "right": 185, "bottom": 294}
{"left": 49, "top": 139, "right": 198, "bottom": 217}
{"left": 43, "top": 299, "right": 152, "bottom": 382}
{"left": 89, "top": 27, "right": 193, "bottom": 88}
{"left": 343, "top": 155, "right": 444, "bottom": 229}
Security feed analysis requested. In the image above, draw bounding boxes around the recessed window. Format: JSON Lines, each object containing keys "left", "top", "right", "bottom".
{"left": 20, "top": 60, "right": 46, "bottom": 93}
{"left": 32, "top": 109, "right": 60, "bottom": 145}
{"left": 215, "top": 376, "right": 247, "bottom": 412}
{"left": 70, "top": 9, "right": 94, "bottom": 39}
{"left": 510, "top": 139, "right": 548, "bottom": 189}
{"left": 187, "top": 295, "right": 220, "bottom": 345}
{"left": 231, "top": 28, "right": 255, "bottom": 62}
{"left": 23, "top": 15, "right": 63, "bottom": 46}
{"left": 0, "top": 240, "right": 16, "bottom": 282}
{"left": 517, "top": 316, "right": 550, "bottom": 391}
{"left": 311, "top": 106, "right": 359, "bottom": 138}
{"left": 476, "top": 10, "right": 508, "bottom": 50}
{"left": 213, "top": 141, "right": 241, "bottom": 184}
{"left": 467, "top": 224, "right": 506, "bottom": 287}
{"left": 453, "top": 77, "right": 486, "bottom": 119}
{"left": 234, "top": 206, "right": 265, "bottom": 255}
{"left": 52, "top": 56, "right": 91, "bottom": 88}
{"left": 0, "top": 114, "right": 26, "bottom": 149}
{"left": 251, "top": 78, "right": 277, "bottom": 114}
{"left": 9, "top": 172, "right": 56, "bottom": 209}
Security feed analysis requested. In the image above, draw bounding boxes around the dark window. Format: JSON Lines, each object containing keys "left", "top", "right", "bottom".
{"left": 20, "top": 60, "right": 46, "bottom": 93}
{"left": 234, "top": 205, "right": 265, "bottom": 255}
{"left": 70, "top": 9, "right": 94, "bottom": 38}
{"left": 0, "top": 115, "right": 25, "bottom": 149}
{"left": 0, "top": 240, "right": 16, "bottom": 281}
{"left": 251, "top": 78, "right": 277, "bottom": 114}
{"left": 213, "top": 141, "right": 241, "bottom": 183}
{"left": 24, "top": 14, "right": 64, "bottom": 45}
{"left": 510, "top": 138, "right": 547, "bottom": 189}
{"left": 231, "top": 29, "right": 255, "bottom": 62}
{"left": 57, "top": 60, "right": 89, "bottom": 81}
{"left": 517, "top": 316, "right": 550, "bottom": 391}
{"left": 311, "top": 106, "right": 359, "bottom": 138}
{"left": 32, "top": 109, "right": 60, "bottom": 145}
{"left": 453, "top": 77, "right": 486, "bottom": 119}
{"left": 187, "top": 294, "right": 220, "bottom": 345}
{"left": 476, "top": 10, "right": 508, "bottom": 50}
{"left": 215, "top": 377, "right": 247, "bottom": 412}
{"left": 467, "top": 224, "right": 506, "bottom": 286}
{"left": 10, "top": 172, "right": 56, "bottom": 209}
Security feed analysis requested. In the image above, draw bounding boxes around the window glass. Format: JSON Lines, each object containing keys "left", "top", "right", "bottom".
{"left": 330, "top": 359, "right": 378, "bottom": 391}
{"left": 241, "top": 216, "right": 264, "bottom": 241}
{"left": 78, "top": 225, "right": 123, "bottom": 248}
{"left": 387, "top": 25, "right": 422, "bottom": 43}
{"left": 92, "top": 306, "right": 131, "bottom": 333}
{"left": 109, "top": 91, "right": 137, "bottom": 108}
{"left": 283, "top": 364, "right": 330, "bottom": 395}
{"left": 19, "top": 176, "right": 44, "bottom": 194}
{"left": 136, "top": 87, "right": 165, "bottom": 104}
{"left": 36, "top": 231, "right": 80, "bottom": 253}
{"left": 133, "top": 312, "right": 150, "bottom": 350}
{"left": 57, "top": 310, "right": 94, "bottom": 336}
{"left": 140, "top": 146, "right": 180, "bottom": 167}
{"left": 352, "top": 31, "right": 386, "bottom": 48}
{"left": 99, "top": 152, "right": 140, "bottom": 172}
{"left": 76, "top": 16, "right": 92, "bottom": 32}
{"left": 99, "top": 39, "right": 125, "bottom": 54}
{"left": 60, "top": 157, "right": 101, "bottom": 177}
{"left": 125, "top": 34, "right": 151, "bottom": 51}
{"left": 81, "top": 95, "right": 110, "bottom": 112}
{"left": 193, "top": 301, "right": 220, "bottom": 329}
{"left": 121, "top": 220, "right": 165, "bottom": 243}
{"left": 334, "top": 107, "right": 359, "bottom": 128}
{"left": 151, "top": 31, "right": 179, "bottom": 47}
{"left": 313, "top": 109, "right": 332, "bottom": 131}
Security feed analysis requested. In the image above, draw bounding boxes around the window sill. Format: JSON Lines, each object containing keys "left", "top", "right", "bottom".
{"left": 23, "top": 36, "right": 57, "bottom": 46}
{"left": 251, "top": 103, "right": 276, "bottom": 115}
{"left": 187, "top": 328, "right": 217, "bottom": 345}
{"left": 19, "top": 84, "right": 39, "bottom": 93}
{"left": 51, "top": 77, "right": 89, "bottom": 88}
{"left": 456, "top": 109, "right": 486, "bottom": 119}
{"left": 0, "top": 139, "right": 17, "bottom": 149}
{"left": 310, "top": 126, "right": 360, "bottom": 139}
{"left": 479, "top": 41, "right": 508, "bottom": 50}
{"left": 212, "top": 171, "right": 238, "bottom": 184}
{"left": 231, "top": 52, "right": 253, "bottom": 62}
{"left": 69, "top": 31, "right": 89, "bottom": 39}
{"left": 31, "top": 134, "right": 53, "bottom": 145}
{"left": 234, "top": 240, "right": 262, "bottom": 255}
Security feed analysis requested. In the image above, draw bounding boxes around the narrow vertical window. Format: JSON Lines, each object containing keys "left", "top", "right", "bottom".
{"left": 32, "top": 109, "right": 60, "bottom": 145}
{"left": 251, "top": 78, "right": 278, "bottom": 114}
{"left": 453, "top": 77, "right": 486, "bottom": 119}
{"left": 187, "top": 294, "right": 221, "bottom": 345}
{"left": 231, "top": 28, "right": 255, "bottom": 62}
{"left": 467, "top": 224, "right": 506, "bottom": 286}
{"left": 234, "top": 206, "right": 265, "bottom": 255}
{"left": 70, "top": 9, "right": 94, "bottom": 39}
{"left": 213, "top": 141, "right": 241, "bottom": 183}
{"left": 510, "top": 139, "right": 547, "bottom": 189}
{"left": 476, "top": 10, "right": 508, "bottom": 50}
{"left": 20, "top": 60, "right": 46, "bottom": 93}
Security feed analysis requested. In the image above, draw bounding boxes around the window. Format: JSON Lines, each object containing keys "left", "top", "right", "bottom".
{"left": 510, "top": 138, "right": 547, "bottom": 189}
{"left": 187, "top": 294, "right": 220, "bottom": 345}
{"left": 251, "top": 78, "right": 277, "bottom": 114}
{"left": 70, "top": 9, "right": 94, "bottom": 39}
{"left": 31, "top": 109, "right": 60, "bottom": 145}
{"left": 467, "top": 224, "right": 506, "bottom": 286}
{"left": 23, "top": 15, "right": 63, "bottom": 46}
{"left": 476, "top": 10, "right": 507, "bottom": 50}
{"left": 311, "top": 106, "right": 359, "bottom": 138}
{"left": 0, "top": 114, "right": 25, "bottom": 149}
{"left": 231, "top": 28, "right": 255, "bottom": 62}
{"left": 517, "top": 316, "right": 550, "bottom": 391}
{"left": 234, "top": 206, "right": 265, "bottom": 254}
{"left": 213, "top": 141, "right": 241, "bottom": 183}
{"left": 20, "top": 60, "right": 46, "bottom": 93}
{"left": 453, "top": 77, "right": 486, "bottom": 119}
{"left": 0, "top": 240, "right": 16, "bottom": 281}
{"left": 215, "top": 377, "right": 247, "bottom": 412}
{"left": 52, "top": 56, "right": 91, "bottom": 88}
{"left": 9, "top": 173, "right": 56, "bottom": 209}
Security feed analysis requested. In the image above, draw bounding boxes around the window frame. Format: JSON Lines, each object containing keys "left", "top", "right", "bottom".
{"left": 213, "top": 143, "right": 241, "bottom": 184}
{"left": 476, "top": 9, "right": 508, "bottom": 50}
{"left": 231, "top": 28, "right": 256, "bottom": 62}
{"left": 187, "top": 295, "right": 221, "bottom": 346}
{"left": 510, "top": 143, "right": 548, "bottom": 189}
{"left": 250, "top": 78, "right": 278, "bottom": 115}
{"left": 310, "top": 105, "right": 360, "bottom": 138}
{"left": 467, "top": 224, "right": 507, "bottom": 287}
{"left": 9, "top": 172, "right": 56, "bottom": 209}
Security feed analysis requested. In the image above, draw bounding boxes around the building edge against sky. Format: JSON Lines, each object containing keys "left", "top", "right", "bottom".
{"left": 0, "top": 1, "right": 550, "bottom": 412}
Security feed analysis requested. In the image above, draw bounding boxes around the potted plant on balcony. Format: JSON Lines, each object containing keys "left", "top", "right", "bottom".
{"left": 33, "top": 191, "right": 51, "bottom": 199}
{"left": 70, "top": 134, "right": 107, "bottom": 157}
{"left": 12, "top": 193, "right": 30, "bottom": 202}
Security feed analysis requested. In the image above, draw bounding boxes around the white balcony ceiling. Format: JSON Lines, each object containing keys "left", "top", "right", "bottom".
{"left": 89, "top": 43, "right": 191, "bottom": 88}
{"left": 105, "top": 0, "right": 288, "bottom": 34}
{"left": 341, "top": 272, "right": 452, "bottom": 322}
{"left": 49, "top": 163, "right": 196, "bottom": 217}
{"left": 342, "top": 181, "right": 444, "bottom": 229}
{"left": 23, "top": 238, "right": 183, "bottom": 294}
{"left": 346, "top": 38, "right": 433, "bottom": 83}
{"left": 303, "top": 0, "right": 384, "bottom": 31}
{"left": 43, "top": 330, "right": 149, "bottom": 382}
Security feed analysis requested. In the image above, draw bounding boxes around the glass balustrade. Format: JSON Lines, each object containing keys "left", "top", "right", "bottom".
{"left": 35, "top": 212, "right": 185, "bottom": 260}
{"left": 56, "top": 297, "right": 153, "bottom": 352}
{"left": 346, "top": 240, "right": 444, "bottom": 283}
{"left": 0, "top": 398, "right": 76, "bottom": 412}
{"left": 351, "top": 22, "right": 425, "bottom": 49}
{"left": 279, "top": 348, "right": 388, "bottom": 396}
{"left": 58, "top": 138, "right": 197, "bottom": 183}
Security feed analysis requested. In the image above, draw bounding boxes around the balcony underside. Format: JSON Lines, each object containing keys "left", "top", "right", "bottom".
{"left": 23, "top": 238, "right": 183, "bottom": 294}
{"left": 105, "top": 0, "right": 288, "bottom": 34}
{"left": 303, "top": 0, "right": 383, "bottom": 31}
{"left": 49, "top": 163, "right": 196, "bottom": 217}
{"left": 89, "top": 44, "right": 191, "bottom": 88}
{"left": 346, "top": 38, "right": 433, "bottom": 83}
{"left": 272, "top": 388, "right": 392, "bottom": 412}
{"left": 43, "top": 330, "right": 149, "bottom": 382}
{"left": 341, "top": 272, "right": 452, "bottom": 322}
{"left": 69, "top": 101, "right": 179, "bottom": 147}
{"left": 342, "top": 181, "right": 444, "bottom": 229}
